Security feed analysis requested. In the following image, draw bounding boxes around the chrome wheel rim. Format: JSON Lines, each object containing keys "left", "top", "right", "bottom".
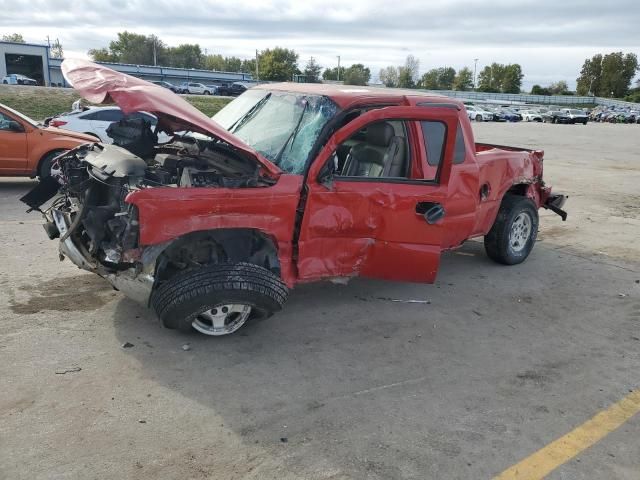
{"left": 509, "top": 212, "right": 532, "bottom": 252}
{"left": 192, "top": 304, "right": 252, "bottom": 336}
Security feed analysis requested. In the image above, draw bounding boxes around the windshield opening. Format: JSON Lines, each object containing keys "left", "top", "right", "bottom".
{"left": 212, "top": 90, "right": 339, "bottom": 174}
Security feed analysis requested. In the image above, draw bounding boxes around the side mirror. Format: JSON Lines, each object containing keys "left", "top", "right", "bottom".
{"left": 8, "top": 120, "right": 25, "bottom": 132}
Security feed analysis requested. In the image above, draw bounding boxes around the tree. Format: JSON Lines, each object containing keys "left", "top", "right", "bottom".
{"left": 322, "top": 66, "right": 346, "bottom": 81}
{"left": 477, "top": 63, "right": 522, "bottom": 93}
{"left": 343, "top": 64, "right": 371, "bottom": 86}
{"left": 259, "top": 47, "right": 299, "bottom": 81}
{"left": 453, "top": 67, "right": 473, "bottom": 91}
{"left": 419, "top": 67, "right": 456, "bottom": 90}
{"left": 404, "top": 55, "right": 420, "bottom": 85}
{"left": 397, "top": 67, "right": 415, "bottom": 88}
{"left": 166, "top": 44, "right": 203, "bottom": 69}
{"left": 50, "top": 38, "right": 64, "bottom": 59}
{"left": 501, "top": 64, "right": 523, "bottom": 93}
{"left": 548, "top": 81, "right": 569, "bottom": 95}
{"left": 419, "top": 69, "right": 440, "bottom": 89}
{"left": 379, "top": 66, "right": 398, "bottom": 87}
{"left": 2, "top": 33, "right": 25, "bottom": 43}
{"left": 601, "top": 52, "right": 638, "bottom": 98}
{"left": 576, "top": 54, "right": 602, "bottom": 96}
{"left": 531, "top": 85, "right": 551, "bottom": 95}
{"left": 303, "top": 57, "right": 322, "bottom": 83}
{"left": 88, "top": 47, "right": 118, "bottom": 62}
{"left": 576, "top": 52, "right": 638, "bottom": 97}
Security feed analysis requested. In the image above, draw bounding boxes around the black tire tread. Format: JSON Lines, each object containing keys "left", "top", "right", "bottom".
{"left": 151, "top": 263, "right": 288, "bottom": 331}
{"left": 484, "top": 194, "right": 538, "bottom": 265}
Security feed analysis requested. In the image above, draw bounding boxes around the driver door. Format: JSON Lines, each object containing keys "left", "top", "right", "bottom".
{"left": 297, "top": 105, "right": 459, "bottom": 283}
{"left": 0, "top": 111, "right": 28, "bottom": 174}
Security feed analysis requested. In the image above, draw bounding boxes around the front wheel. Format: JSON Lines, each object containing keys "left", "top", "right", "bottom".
{"left": 484, "top": 195, "right": 538, "bottom": 265}
{"left": 475, "top": 114, "right": 483, "bottom": 122}
{"left": 151, "top": 263, "right": 288, "bottom": 336}
{"left": 38, "top": 150, "right": 66, "bottom": 178}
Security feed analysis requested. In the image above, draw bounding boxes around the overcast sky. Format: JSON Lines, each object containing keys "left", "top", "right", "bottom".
{"left": 2, "top": 0, "right": 639, "bottom": 89}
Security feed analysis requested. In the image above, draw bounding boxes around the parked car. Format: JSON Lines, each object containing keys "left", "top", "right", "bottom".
{"left": 542, "top": 110, "right": 572, "bottom": 124}
{"left": 151, "top": 81, "right": 180, "bottom": 93}
{"left": 561, "top": 109, "right": 588, "bottom": 125}
{"left": 0, "top": 102, "right": 95, "bottom": 178}
{"left": 521, "top": 110, "right": 543, "bottom": 122}
{"left": 229, "top": 82, "right": 249, "bottom": 96}
{"left": 179, "top": 82, "right": 212, "bottom": 95}
{"left": 2, "top": 74, "right": 38, "bottom": 86}
{"left": 465, "top": 105, "right": 494, "bottom": 121}
{"left": 22, "top": 59, "right": 568, "bottom": 337}
{"left": 46, "top": 106, "right": 170, "bottom": 143}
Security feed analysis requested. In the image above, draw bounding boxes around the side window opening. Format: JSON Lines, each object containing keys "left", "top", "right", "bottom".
{"left": 454, "top": 122, "right": 466, "bottom": 164}
{"left": 332, "top": 120, "right": 410, "bottom": 179}
{"left": 421, "top": 120, "right": 466, "bottom": 180}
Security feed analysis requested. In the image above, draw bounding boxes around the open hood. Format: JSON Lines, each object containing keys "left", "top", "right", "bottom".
{"left": 61, "top": 59, "right": 281, "bottom": 176}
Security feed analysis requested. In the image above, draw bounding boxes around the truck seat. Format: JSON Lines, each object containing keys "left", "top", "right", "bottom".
{"left": 342, "top": 122, "right": 407, "bottom": 177}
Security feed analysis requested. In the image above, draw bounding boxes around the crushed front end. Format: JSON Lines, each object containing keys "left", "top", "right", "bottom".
{"left": 20, "top": 123, "right": 274, "bottom": 305}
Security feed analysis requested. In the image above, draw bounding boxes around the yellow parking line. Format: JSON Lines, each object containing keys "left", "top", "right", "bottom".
{"left": 493, "top": 389, "right": 640, "bottom": 480}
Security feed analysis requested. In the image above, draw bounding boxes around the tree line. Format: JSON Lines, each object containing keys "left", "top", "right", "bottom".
{"left": 3, "top": 32, "right": 639, "bottom": 99}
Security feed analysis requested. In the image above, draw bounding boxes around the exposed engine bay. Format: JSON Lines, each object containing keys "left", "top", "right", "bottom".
{"left": 21, "top": 118, "right": 274, "bottom": 272}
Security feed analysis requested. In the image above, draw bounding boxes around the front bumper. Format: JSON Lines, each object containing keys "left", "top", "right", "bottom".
{"left": 543, "top": 194, "right": 568, "bottom": 221}
{"left": 50, "top": 209, "right": 154, "bottom": 305}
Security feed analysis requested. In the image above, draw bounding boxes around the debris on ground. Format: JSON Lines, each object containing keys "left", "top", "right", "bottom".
{"left": 55, "top": 366, "right": 81, "bottom": 374}
{"left": 181, "top": 344, "right": 191, "bottom": 351}
{"left": 138, "top": 419, "right": 146, "bottom": 424}
{"left": 121, "top": 342, "right": 135, "bottom": 348}
{"left": 377, "top": 297, "right": 431, "bottom": 304}
{"left": 280, "top": 437, "right": 288, "bottom": 443}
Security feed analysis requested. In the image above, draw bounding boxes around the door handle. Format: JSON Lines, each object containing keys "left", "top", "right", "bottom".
{"left": 416, "top": 202, "right": 445, "bottom": 225}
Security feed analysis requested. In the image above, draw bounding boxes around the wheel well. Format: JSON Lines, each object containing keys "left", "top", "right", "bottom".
{"left": 506, "top": 183, "right": 529, "bottom": 197}
{"left": 154, "top": 229, "right": 281, "bottom": 285}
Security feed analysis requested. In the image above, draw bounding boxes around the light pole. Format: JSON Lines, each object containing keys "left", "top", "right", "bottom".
{"left": 473, "top": 58, "right": 478, "bottom": 90}
{"left": 337, "top": 55, "right": 341, "bottom": 82}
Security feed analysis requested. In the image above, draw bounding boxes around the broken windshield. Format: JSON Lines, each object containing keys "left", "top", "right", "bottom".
{"left": 212, "top": 90, "right": 339, "bottom": 174}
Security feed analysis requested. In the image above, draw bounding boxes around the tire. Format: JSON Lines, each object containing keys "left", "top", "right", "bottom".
{"left": 2, "top": 80, "right": 7, "bottom": 84}
{"left": 204, "top": 90, "right": 210, "bottom": 95}
{"left": 475, "top": 114, "right": 482, "bottom": 122}
{"left": 38, "top": 150, "right": 66, "bottom": 178}
{"left": 151, "top": 262, "right": 288, "bottom": 335}
{"left": 484, "top": 194, "right": 538, "bottom": 265}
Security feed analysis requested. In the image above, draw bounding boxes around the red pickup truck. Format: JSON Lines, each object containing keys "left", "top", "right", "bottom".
{"left": 23, "top": 60, "right": 567, "bottom": 336}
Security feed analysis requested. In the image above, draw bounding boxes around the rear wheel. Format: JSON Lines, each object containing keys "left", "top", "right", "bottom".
{"left": 151, "top": 263, "right": 288, "bottom": 336}
{"left": 484, "top": 195, "right": 538, "bottom": 265}
{"left": 204, "top": 90, "right": 210, "bottom": 95}
{"left": 475, "top": 114, "right": 482, "bottom": 122}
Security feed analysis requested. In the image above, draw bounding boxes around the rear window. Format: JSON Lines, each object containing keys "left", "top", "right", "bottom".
{"left": 422, "top": 121, "right": 466, "bottom": 169}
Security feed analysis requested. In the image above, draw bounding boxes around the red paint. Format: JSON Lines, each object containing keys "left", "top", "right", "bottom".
{"left": 61, "top": 59, "right": 281, "bottom": 177}
{"left": 68, "top": 64, "right": 558, "bottom": 287}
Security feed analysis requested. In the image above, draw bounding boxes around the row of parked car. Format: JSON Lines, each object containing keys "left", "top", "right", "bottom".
{"left": 464, "top": 104, "right": 592, "bottom": 124}
{"left": 151, "top": 80, "right": 249, "bottom": 96}
{"left": 589, "top": 106, "right": 640, "bottom": 124}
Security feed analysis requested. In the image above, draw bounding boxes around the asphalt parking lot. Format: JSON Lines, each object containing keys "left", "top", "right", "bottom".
{"left": 1, "top": 122, "right": 639, "bottom": 480}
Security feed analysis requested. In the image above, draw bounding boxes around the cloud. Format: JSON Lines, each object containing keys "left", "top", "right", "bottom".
{"left": 2, "top": 0, "right": 639, "bottom": 88}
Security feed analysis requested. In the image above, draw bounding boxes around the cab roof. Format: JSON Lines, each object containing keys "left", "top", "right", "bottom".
{"left": 253, "top": 82, "right": 464, "bottom": 110}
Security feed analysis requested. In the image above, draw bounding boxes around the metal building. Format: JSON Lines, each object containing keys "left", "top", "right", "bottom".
{"left": 1, "top": 40, "right": 252, "bottom": 87}
{"left": 0, "top": 41, "right": 51, "bottom": 85}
